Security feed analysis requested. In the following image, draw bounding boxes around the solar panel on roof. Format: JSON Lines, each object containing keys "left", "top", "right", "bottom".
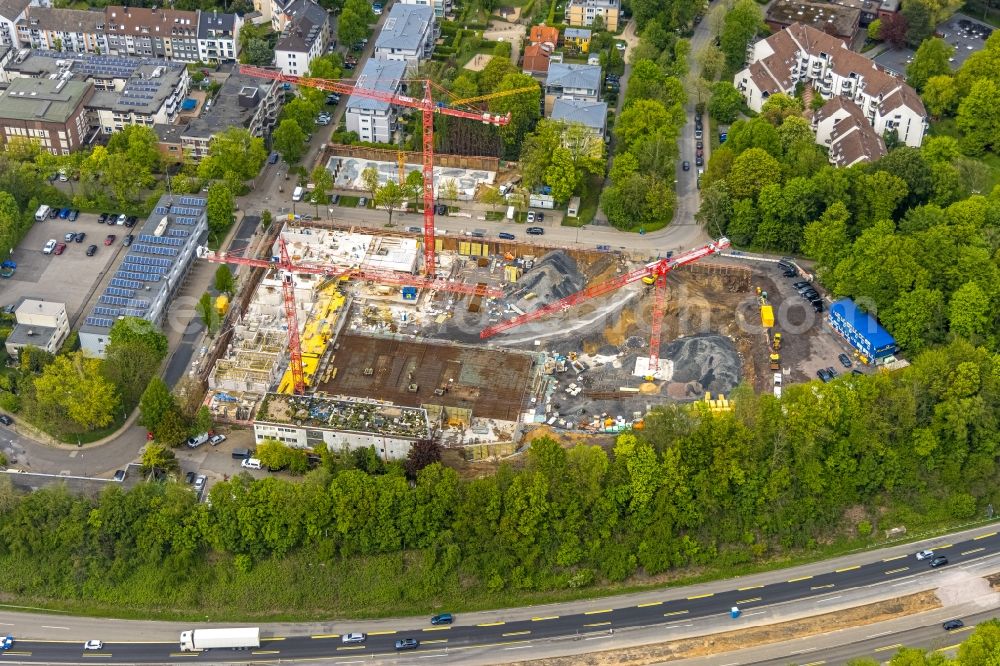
{"left": 94, "top": 306, "right": 120, "bottom": 317}
{"left": 107, "top": 286, "right": 136, "bottom": 298}
{"left": 100, "top": 295, "right": 131, "bottom": 307}
{"left": 85, "top": 316, "right": 115, "bottom": 328}
{"left": 125, "top": 299, "right": 150, "bottom": 309}
{"left": 167, "top": 228, "right": 189, "bottom": 238}
{"left": 122, "top": 308, "right": 147, "bottom": 318}
{"left": 111, "top": 277, "right": 143, "bottom": 289}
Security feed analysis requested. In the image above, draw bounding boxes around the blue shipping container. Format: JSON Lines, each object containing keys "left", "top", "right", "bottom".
{"left": 828, "top": 298, "right": 896, "bottom": 362}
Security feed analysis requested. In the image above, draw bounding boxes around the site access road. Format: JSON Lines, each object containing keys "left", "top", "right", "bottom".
{"left": 3, "top": 525, "right": 1000, "bottom": 664}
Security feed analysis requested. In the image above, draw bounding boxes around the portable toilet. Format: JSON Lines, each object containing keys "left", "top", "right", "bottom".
{"left": 402, "top": 286, "right": 418, "bottom": 301}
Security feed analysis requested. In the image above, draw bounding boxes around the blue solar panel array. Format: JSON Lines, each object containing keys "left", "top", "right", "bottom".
{"left": 133, "top": 244, "right": 179, "bottom": 257}
{"left": 85, "top": 316, "right": 116, "bottom": 329}
{"left": 139, "top": 234, "right": 185, "bottom": 246}
{"left": 111, "top": 277, "right": 144, "bottom": 289}
{"left": 124, "top": 255, "right": 173, "bottom": 268}
{"left": 168, "top": 228, "right": 190, "bottom": 238}
{"left": 174, "top": 216, "right": 198, "bottom": 226}
{"left": 179, "top": 196, "right": 207, "bottom": 207}
{"left": 107, "top": 286, "right": 137, "bottom": 298}
{"left": 171, "top": 206, "right": 202, "bottom": 216}
{"left": 115, "top": 270, "right": 161, "bottom": 283}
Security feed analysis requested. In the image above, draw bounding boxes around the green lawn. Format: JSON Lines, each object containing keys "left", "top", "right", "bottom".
{"left": 337, "top": 195, "right": 360, "bottom": 207}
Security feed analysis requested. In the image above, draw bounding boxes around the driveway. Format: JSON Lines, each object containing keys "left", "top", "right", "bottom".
{"left": 483, "top": 19, "right": 527, "bottom": 66}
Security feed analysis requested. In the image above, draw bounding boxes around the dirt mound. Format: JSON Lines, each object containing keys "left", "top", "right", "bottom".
{"left": 663, "top": 333, "right": 741, "bottom": 397}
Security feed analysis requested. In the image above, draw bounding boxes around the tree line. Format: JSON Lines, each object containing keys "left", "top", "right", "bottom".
{"left": 0, "top": 339, "right": 995, "bottom": 616}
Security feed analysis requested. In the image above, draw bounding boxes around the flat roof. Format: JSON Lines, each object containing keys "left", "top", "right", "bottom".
{"left": 346, "top": 57, "right": 406, "bottom": 113}
{"left": 6, "top": 324, "right": 57, "bottom": 348}
{"left": 375, "top": 3, "right": 433, "bottom": 52}
{"left": 79, "top": 193, "right": 207, "bottom": 337}
{"left": 15, "top": 298, "right": 65, "bottom": 319}
{"left": 767, "top": 0, "right": 860, "bottom": 36}
{"left": 0, "top": 76, "right": 90, "bottom": 123}
{"left": 257, "top": 392, "right": 432, "bottom": 439}
{"left": 829, "top": 298, "right": 896, "bottom": 350}
{"left": 183, "top": 71, "right": 270, "bottom": 138}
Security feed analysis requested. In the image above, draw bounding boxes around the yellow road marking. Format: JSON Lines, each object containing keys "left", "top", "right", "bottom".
{"left": 367, "top": 630, "right": 397, "bottom": 636}
{"left": 875, "top": 643, "right": 902, "bottom": 652}
{"left": 937, "top": 544, "right": 953, "bottom": 549}
{"left": 836, "top": 565, "right": 860, "bottom": 572}
{"left": 936, "top": 643, "right": 961, "bottom": 653}
{"left": 738, "top": 585, "right": 764, "bottom": 591}
{"left": 531, "top": 616, "right": 559, "bottom": 621}
{"left": 637, "top": 601, "right": 662, "bottom": 608}
{"left": 265, "top": 637, "right": 286, "bottom": 641}
{"left": 311, "top": 634, "right": 340, "bottom": 639}
{"left": 883, "top": 554, "right": 907, "bottom": 562}
{"left": 962, "top": 547, "right": 985, "bottom": 556}
{"left": 810, "top": 584, "right": 835, "bottom": 590}
{"left": 502, "top": 631, "right": 531, "bottom": 637}
{"left": 584, "top": 621, "right": 611, "bottom": 627}
{"left": 584, "top": 609, "right": 612, "bottom": 615}
{"left": 663, "top": 610, "right": 690, "bottom": 617}
{"left": 801, "top": 661, "right": 826, "bottom": 666}
{"left": 885, "top": 567, "right": 909, "bottom": 575}
{"left": 788, "top": 575, "right": 813, "bottom": 583}
{"left": 423, "top": 626, "right": 452, "bottom": 631}
{"left": 336, "top": 646, "right": 365, "bottom": 651}
{"left": 737, "top": 597, "right": 762, "bottom": 604}
{"left": 974, "top": 532, "right": 997, "bottom": 540}
{"left": 477, "top": 621, "right": 505, "bottom": 627}
{"left": 687, "top": 593, "right": 714, "bottom": 600}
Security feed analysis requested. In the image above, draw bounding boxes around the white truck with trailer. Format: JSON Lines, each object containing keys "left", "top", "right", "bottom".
{"left": 179, "top": 627, "right": 260, "bottom": 651}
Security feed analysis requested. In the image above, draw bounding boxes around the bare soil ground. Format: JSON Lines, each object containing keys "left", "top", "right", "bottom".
{"left": 507, "top": 592, "right": 940, "bottom": 666}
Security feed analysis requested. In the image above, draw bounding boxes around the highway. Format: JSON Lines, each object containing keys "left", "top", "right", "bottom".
{"left": 4, "top": 529, "right": 999, "bottom": 664}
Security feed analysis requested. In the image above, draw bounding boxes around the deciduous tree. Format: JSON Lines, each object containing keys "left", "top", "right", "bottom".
{"left": 198, "top": 128, "right": 267, "bottom": 183}
{"left": 708, "top": 81, "right": 744, "bottom": 122}
{"left": 206, "top": 182, "right": 235, "bottom": 237}
{"left": 921, "top": 75, "right": 958, "bottom": 118}
{"left": 374, "top": 180, "right": 406, "bottom": 226}
{"left": 139, "top": 377, "right": 175, "bottom": 430}
{"left": 906, "top": 37, "right": 954, "bottom": 90}
{"left": 727, "top": 147, "right": 781, "bottom": 200}
{"left": 956, "top": 79, "right": 1000, "bottom": 155}
{"left": 33, "top": 352, "right": 119, "bottom": 432}
{"left": 272, "top": 119, "right": 307, "bottom": 164}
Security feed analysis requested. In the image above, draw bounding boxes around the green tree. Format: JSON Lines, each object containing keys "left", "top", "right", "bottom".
{"left": 802, "top": 201, "right": 851, "bottom": 276}
{"left": 901, "top": 0, "right": 935, "bottom": 47}
{"left": 206, "top": 182, "right": 235, "bottom": 238}
{"left": 488, "top": 74, "right": 541, "bottom": 159}
{"left": 727, "top": 147, "right": 782, "bottom": 200}
{"left": 544, "top": 147, "right": 579, "bottom": 205}
{"left": 374, "top": 179, "right": 406, "bottom": 226}
{"left": 867, "top": 19, "right": 882, "bottom": 41}
{"left": 477, "top": 56, "right": 516, "bottom": 96}
{"left": 361, "top": 166, "right": 380, "bottom": 202}
{"left": 272, "top": 118, "right": 307, "bottom": 164}
{"left": 906, "top": 37, "right": 954, "bottom": 90}
{"left": 922, "top": 75, "right": 958, "bottom": 118}
{"left": 957, "top": 619, "right": 1000, "bottom": 665}
{"left": 196, "top": 292, "right": 221, "bottom": 335}
{"left": 760, "top": 93, "right": 803, "bottom": 126}
{"left": 338, "top": 0, "right": 372, "bottom": 48}
{"left": 106, "top": 125, "right": 162, "bottom": 174}
{"left": 103, "top": 152, "right": 144, "bottom": 207}
{"left": 103, "top": 317, "right": 168, "bottom": 409}
{"left": 153, "top": 407, "right": 189, "bottom": 447}
{"left": 949, "top": 281, "right": 992, "bottom": 343}
{"left": 198, "top": 128, "right": 268, "bottom": 184}
{"left": 708, "top": 81, "right": 744, "bottom": 122}
{"left": 481, "top": 186, "right": 506, "bottom": 212}
{"left": 193, "top": 405, "right": 213, "bottom": 436}
{"left": 139, "top": 377, "right": 175, "bottom": 430}
{"left": 518, "top": 120, "right": 562, "bottom": 189}
{"left": 33, "top": 353, "right": 119, "bottom": 432}
{"left": 281, "top": 97, "right": 322, "bottom": 135}
{"left": 614, "top": 99, "right": 673, "bottom": 151}
{"left": 956, "top": 79, "right": 1000, "bottom": 155}
{"left": 720, "top": 0, "right": 763, "bottom": 69}
{"left": 696, "top": 45, "right": 725, "bottom": 81}
{"left": 310, "top": 164, "right": 334, "bottom": 205}
{"left": 404, "top": 439, "right": 442, "bottom": 479}
{"left": 884, "top": 287, "right": 945, "bottom": 353}
{"left": 214, "top": 265, "right": 236, "bottom": 295}
{"left": 141, "top": 443, "right": 178, "bottom": 475}
{"left": 243, "top": 38, "right": 273, "bottom": 66}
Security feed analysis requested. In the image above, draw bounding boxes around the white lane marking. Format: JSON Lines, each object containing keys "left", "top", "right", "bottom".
{"left": 868, "top": 630, "right": 893, "bottom": 638}
{"left": 893, "top": 580, "right": 914, "bottom": 586}
{"left": 816, "top": 596, "right": 842, "bottom": 603}
{"left": 743, "top": 611, "right": 765, "bottom": 617}
{"left": 584, "top": 635, "right": 613, "bottom": 641}
{"left": 792, "top": 647, "right": 818, "bottom": 654}
{"left": 41, "top": 626, "right": 69, "bottom": 630}
{"left": 503, "top": 645, "right": 533, "bottom": 650}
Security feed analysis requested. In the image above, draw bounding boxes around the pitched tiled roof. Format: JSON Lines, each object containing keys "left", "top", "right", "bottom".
{"left": 104, "top": 6, "right": 199, "bottom": 37}
{"left": 529, "top": 24, "right": 559, "bottom": 45}
{"left": 829, "top": 120, "right": 886, "bottom": 166}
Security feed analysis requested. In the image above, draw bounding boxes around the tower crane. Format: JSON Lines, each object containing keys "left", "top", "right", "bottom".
{"left": 198, "top": 239, "right": 502, "bottom": 395}
{"left": 480, "top": 237, "right": 731, "bottom": 372}
{"left": 239, "top": 65, "right": 516, "bottom": 277}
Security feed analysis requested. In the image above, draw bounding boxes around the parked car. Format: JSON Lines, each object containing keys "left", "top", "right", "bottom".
{"left": 185, "top": 471, "right": 196, "bottom": 484}
{"left": 395, "top": 638, "right": 419, "bottom": 651}
{"left": 526, "top": 211, "right": 536, "bottom": 222}
{"left": 802, "top": 290, "right": 819, "bottom": 301}
{"left": 68, "top": 209, "right": 79, "bottom": 221}
{"left": 943, "top": 620, "right": 965, "bottom": 631}
{"left": 357, "top": 197, "right": 367, "bottom": 208}
{"left": 430, "top": 613, "right": 454, "bottom": 625}
{"left": 536, "top": 212, "right": 544, "bottom": 222}
{"left": 86, "top": 244, "right": 98, "bottom": 256}
{"left": 53, "top": 242, "right": 66, "bottom": 255}
{"left": 526, "top": 227, "right": 544, "bottom": 235}
{"left": 0, "top": 415, "right": 13, "bottom": 426}
{"left": 116, "top": 214, "right": 128, "bottom": 226}
{"left": 499, "top": 232, "right": 516, "bottom": 240}
{"left": 58, "top": 207, "right": 71, "bottom": 219}
{"left": 74, "top": 232, "right": 85, "bottom": 243}
{"left": 342, "top": 633, "right": 366, "bottom": 644}
{"left": 209, "top": 434, "right": 226, "bottom": 446}
{"left": 64, "top": 232, "right": 76, "bottom": 242}
{"left": 125, "top": 216, "right": 137, "bottom": 227}
{"left": 838, "top": 353, "right": 853, "bottom": 368}
{"left": 811, "top": 299, "right": 824, "bottom": 313}
{"left": 792, "top": 281, "right": 811, "bottom": 290}
{"left": 193, "top": 475, "right": 206, "bottom": 496}
{"left": 695, "top": 156, "right": 704, "bottom": 166}
{"left": 816, "top": 368, "right": 833, "bottom": 382}
{"left": 113, "top": 469, "right": 126, "bottom": 481}
{"left": 915, "top": 549, "right": 935, "bottom": 560}
{"left": 242, "top": 457, "right": 263, "bottom": 470}
{"left": 696, "top": 140, "right": 703, "bottom": 149}
{"left": 104, "top": 234, "right": 116, "bottom": 245}
{"left": 123, "top": 234, "right": 134, "bottom": 247}
{"left": 48, "top": 207, "right": 58, "bottom": 219}
{"left": 106, "top": 213, "right": 118, "bottom": 225}
{"left": 268, "top": 151, "right": 280, "bottom": 164}
{"left": 98, "top": 213, "right": 109, "bottom": 223}
{"left": 694, "top": 129, "right": 703, "bottom": 140}
{"left": 434, "top": 204, "right": 447, "bottom": 215}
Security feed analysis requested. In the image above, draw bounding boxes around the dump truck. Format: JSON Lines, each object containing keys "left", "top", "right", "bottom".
{"left": 761, "top": 305, "right": 774, "bottom": 328}
{"left": 769, "top": 353, "right": 780, "bottom": 371}
{"left": 179, "top": 627, "right": 260, "bottom": 652}
{"left": 772, "top": 332, "right": 781, "bottom": 350}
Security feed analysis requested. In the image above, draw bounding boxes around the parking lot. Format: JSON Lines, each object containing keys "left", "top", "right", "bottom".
{"left": 2, "top": 210, "right": 130, "bottom": 323}
{"left": 874, "top": 13, "right": 993, "bottom": 75}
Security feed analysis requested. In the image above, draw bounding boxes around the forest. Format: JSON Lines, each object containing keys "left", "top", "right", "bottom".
{"left": 0, "top": 339, "right": 995, "bottom": 618}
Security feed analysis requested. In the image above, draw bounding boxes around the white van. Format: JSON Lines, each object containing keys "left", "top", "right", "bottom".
{"left": 292, "top": 186, "right": 304, "bottom": 201}
{"left": 241, "top": 457, "right": 262, "bottom": 470}
{"left": 35, "top": 205, "right": 51, "bottom": 222}
{"left": 506, "top": 205, "right": 515, "bottom": 220}
{"left": 186, "top": 432, "right": 209, "bottom": 448}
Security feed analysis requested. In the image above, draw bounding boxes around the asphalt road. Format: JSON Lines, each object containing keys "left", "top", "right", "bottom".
{"left": 4, "top": 530, "right": 1000, "bottom": 664}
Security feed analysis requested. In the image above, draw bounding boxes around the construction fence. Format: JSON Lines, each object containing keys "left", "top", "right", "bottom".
{"left": 320, "top": 144, "right": 500, "bottom": 173}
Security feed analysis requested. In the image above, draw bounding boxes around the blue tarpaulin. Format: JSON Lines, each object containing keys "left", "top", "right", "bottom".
{"left": 181, "top": 98, "right": 197, "bottom": 111}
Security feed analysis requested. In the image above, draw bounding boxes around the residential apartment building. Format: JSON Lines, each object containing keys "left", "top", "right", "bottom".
{"left": 80, "top": 193, "right": 208, "bottom": 358}
{"left": 274, "top": 0, "right": 329, "bottom": 76}
{"left": 565, "top": 0, "right": 619, "bottom": 32}
{"left": 0, "top": 0, "right": 31, "bottom": 51}
{"left": 197, "top": 10, "right": 242, "bottom": 63}
{"left": 4, "top": 299, "right": 69, "bottom": 358}
{"left": 345, "top": 57, "right": 405, "bottom": 143}
{"left": 543, "top": 62, "right": 601, "bottom": 115}
{"left": 16, "top": 7, "right": 106, "bottom": 54}
{"left": 6, "top": 51, "right": 190, "bottom": 137}
{"left": 103, "top": 6, "right": 200, "bottom": 62}
{"left": 179, "top": 69, "right": 282, "bottom": 159}
{"left": 399, "top": 0, "right": 449, "bottom": 18}
{"left": 373, "top": 4, "right": 434, "bottom": 71}
{"left": 564, "top": 27, "right": 592, "bottom": 52}
{"left": 0, "top": 75, "right": 92, "bottom": 154}
{"left": 735, "top": 23, "right": 927, "bottom": 148}
{"left": 550, "top": 98, "right": 607, "bottom": 137}
{"left": 813, "top": 96, "right": 887, "bottom": 166}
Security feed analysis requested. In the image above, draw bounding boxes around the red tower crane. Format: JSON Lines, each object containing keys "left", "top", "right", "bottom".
{"left": 480, "top": 237, "right": 731, "bottom": 371}
{"left": 198, "top": 239, "right": 502, "bottom": 395}
{"left": 239, "top": 65, "right": 514, "bottom": 278}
